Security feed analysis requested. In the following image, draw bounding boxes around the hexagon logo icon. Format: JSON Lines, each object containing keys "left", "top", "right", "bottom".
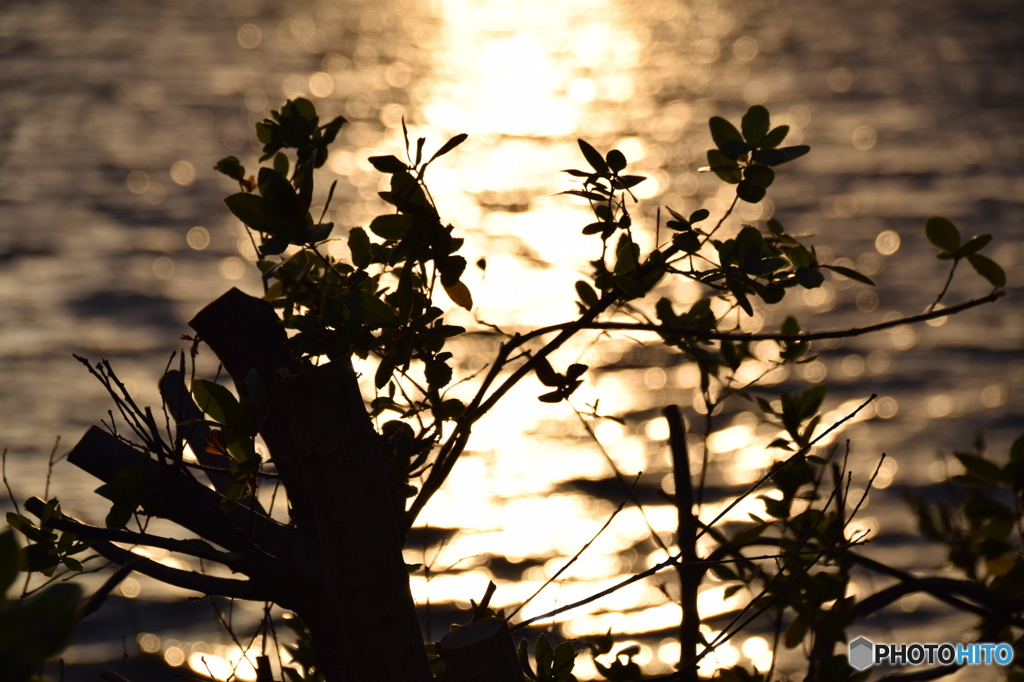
{"left": 849, "top": 636, "right": 874, "bottom": 671}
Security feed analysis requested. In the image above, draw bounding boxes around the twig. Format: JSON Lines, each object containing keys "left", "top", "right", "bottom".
{"left": 81, "top": 561, "right": 140, "bottom": 619}
{"left": 2, "top": 448, "right": 17, "bottom": 515}
{"left": 570, "top": 403, "right": 671, "bottom": 555}
{"left": 506, "top": 474, "right": 639, "bottom": 621}
{"left": 928, "top": 259, "right": 960, "bottom": 313}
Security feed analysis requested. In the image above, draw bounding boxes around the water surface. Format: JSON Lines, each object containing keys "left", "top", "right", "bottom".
{"left": 1, "top": 0, "right": 1021, "bottom": 679}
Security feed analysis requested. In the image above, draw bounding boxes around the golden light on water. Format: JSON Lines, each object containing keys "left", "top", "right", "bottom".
{"left": 0, "top": 0, "right": 1016, "bottom": 677}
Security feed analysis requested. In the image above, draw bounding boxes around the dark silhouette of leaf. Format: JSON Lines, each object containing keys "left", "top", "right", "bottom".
{"left": 752, "top": 145, "right": 810, "bottom": 166}
{"left": 742, "top": 105, "right": 770, "bottom": 145}
{"left": 759, "top": 125, "right": 790, "bottom": 150}
{"left": 429, "top": 133, "right": 468, "bottom": 163}
{"left": 925, "top": 216, "right": 961, "bottom": 253}
{"left": 709, "top": 116, "right": 744, "bottom": 150}
{"left": 822, "top": 264, "right": 875, "bottom": 286}
{"left": 954, "top": 233, "right": 992, "bottom": 258}
{"left": 578, "top": 139, "right": 609, "bottom": 175}
{"left": 967, "top": 254, "right": 1006, "bottom": 286}
{"left": 606, "top": 149, "right": 627, "bottom": 172}
{"left": 737, "top": 180, "right": 766, "bottom": 203}
{"left": 369, "top": 155, "right": 408, "bottom": 174}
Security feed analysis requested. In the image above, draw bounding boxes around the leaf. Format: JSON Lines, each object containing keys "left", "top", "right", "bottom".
{"left": 743, "top": 164, "right": 775, "bottom": 189}
{"left": 709, "top": 116, "right": 744, "bottom": 150}
{"left": 575, "top": 280, "right": 599, "bottom": 307}
{"left": 955, "top": 453, "right": 1006, "bottom": 485}
{"left": 214, "top": 156, "right": 246, "bottom": 181}
{"left": 751, "top": 145, "right": 810, "bottom": 166}
{"left": 519, "top": 638, "right": 536, "bottom": 679}
{"left": 561, "top": 189, "right": 609, "bottom": 202}
{"left": 257, "top": 167, "right": 303, "bottom": 221}
{"left": 425, "top": 356, "right": 453, "bottom": 389}
{"left": 192, "top": 379, "right": 240, "bottom": 426}
{"left": 737, "top": 180, "right": 767, "bottom": 204}
{"left": 759, "top": 125, "right": 790, "bottom": 150}
{"left": 795, "top": 267, "right": 824, "bottom": 289}
{"left": 439, "top": 255, "right": 467, "bottom": 288}
{"left": 536, "top": 634, "right": 554, "bottom": 673}
{"left": 368, "top": 155, "right": 408, "bottom": 174}
{"left": 0, "top": 529, "right": 20, "bottom": 596}
{"left": 369, "top": 214, "right": 413, "bottom": 241}
{"left": 954, "top": 233, "right": 992, "bottom": 258}
{"left": 578, "top": 139, "right": 609, "bottom": 175}
{"left": 925, "top": 216, "right": 961, "bottom": 254}
{"left": 614, "top": 233, "right": 640, "bottom": 275}
{"left": 444, "top": 281, "right": 473, "bottom": 310}
{"left": 723, "top": 584, "right": 744, "bottom": 600}
{"left": 553, "top": 641, "right": 576, "bottom": 680}
{"left": 782, "top": 614, "right": 806, "bottom": 647}
{"left": 441, "top": 399, "right": 466, "bottom": 420}
{"left": 566, "top": 363, "right": 588, "bottom": 382}
{"left": 612, "top": 175, "right": 646, "bottom": 189}
{"left": 967, "top": 253, "right": 1006, "bottom": 287}
{"left": 0, "top": 581, "right": 82, "bottom": 678}
{"left": 360, "top": 294, "right": 398, "bottom": 328}
{"left": 1011, "top": 433, "right": 1024, "bottom": 465}
{"left": 535, "top": 357, "right": 562, "bottom": 387}
{"left": 741, "top": 105, "right": 770, "bottom": 146}
{"left": 224, "top": 193, "right": 288, "bottom": 234}
{"left": 705, "top": 149, "right": 742, "bottom": 184}
{"left": 606, "top": 149, "right": 627, "bottom": 172}
{"left": 272, "top": 152, "right": 289, "bottom": 177}
{"left": 821, "top": 264, "right": 875, "bottom": 286}
{"left": 428, "top": 133, "right": 469, "bottom": 163}
{"left": 800, "top": 383, "right": 827, "bottom": 418}
{"left": 673, "top": 231, "right": 701, "bottom": 254}
{"left": 348, "top": 227, "right": 371, "bottom": 268}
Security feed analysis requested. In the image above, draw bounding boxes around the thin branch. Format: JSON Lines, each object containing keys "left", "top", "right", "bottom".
{"left": 85, "top": 538, "right": 270, "bottom": 601}
{"left": 506, "top": 474, "right": 638, "bottom": 621}
{"left": 570, "top": 403, "right": 671, "bottom": 555}
{"left": 81, "top": 561, "right": 140, "bottom": 619}
{"left": 2, "top": 448, "right": 17, "bottom": 515}
{"left": 928, "top": 259, "right": 960, "bottom": 313}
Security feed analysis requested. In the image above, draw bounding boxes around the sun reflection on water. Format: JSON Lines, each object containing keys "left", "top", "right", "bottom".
{"left": 44, "top": 0, "right": 1021, "bottom": 678}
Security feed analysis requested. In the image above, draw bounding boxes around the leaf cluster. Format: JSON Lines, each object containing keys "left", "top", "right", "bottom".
{"left": 911, "top": 433, "right": 1024, "bottom": 591}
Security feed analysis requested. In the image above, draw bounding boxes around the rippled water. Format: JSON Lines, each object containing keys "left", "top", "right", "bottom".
{"left": 1, "top": 0, "right": 1022, "bottom": 679}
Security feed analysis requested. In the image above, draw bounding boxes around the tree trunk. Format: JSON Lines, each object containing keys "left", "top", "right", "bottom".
{"left": 188, "top": 288, "right": 432, "bottom": 681}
